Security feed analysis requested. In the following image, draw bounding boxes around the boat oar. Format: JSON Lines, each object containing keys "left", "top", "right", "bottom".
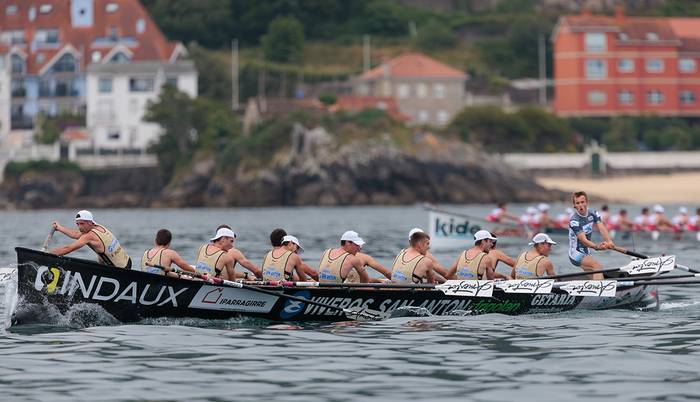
{"left": 613, "top": 246, "right": 699, "bottom": 273}
{"left": 41, "top": 228, "right": 56, "bottom": 252}
{"left": 539, "top": 254, "right": 677, "bottom": 281}
{"left": 617, "top": 279, "right": 700, "bottom": 287}
{"left": 146, "top": 263, "right": 390, "bottom": 321}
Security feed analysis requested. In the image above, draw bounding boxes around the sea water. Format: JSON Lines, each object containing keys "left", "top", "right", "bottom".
{"left": 1, "top": 205, "right": 699, "bottom": 401}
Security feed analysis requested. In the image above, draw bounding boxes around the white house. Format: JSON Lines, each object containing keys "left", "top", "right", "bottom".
{"left": 86, "top": 60, "right": 197, "bottom": 151}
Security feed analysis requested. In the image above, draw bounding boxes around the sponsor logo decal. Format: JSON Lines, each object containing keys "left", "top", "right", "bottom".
{"left": 188, "top": 285, "right": 276, "bottom": 313}
{"left": 279, "top": 290, "right": 310, "bottom": 319}
{"left": 33, "top": 265, "right": 188, "bottom": 307}
{"left": 433, "top": 217, "right": 481, "bottom": 238}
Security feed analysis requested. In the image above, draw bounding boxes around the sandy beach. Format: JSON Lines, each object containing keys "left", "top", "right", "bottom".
{"left": 537, "top": 172, "right": 700, "bottom": 203}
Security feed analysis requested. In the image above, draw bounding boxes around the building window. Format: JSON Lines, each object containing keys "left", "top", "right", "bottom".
{"left": 433, "top": 83, "right": 445, "bottom": 99}
{"left": 5, "top": 5, "right": 17, "bottom": 15}
{"left": 585, "top": 33, "right": 606, "bottom": 52}
{"left": 165, "top": 76, "right": 178, "bottom": 87}
{"left": 108, "top": 129, "right": 120, "bottom": 140}
{"left": 618, "top": 90, "right": 634, "bottom": 105}
{"left": 436, "top": 110, "right": 449, "bottom": 125}
{"left": 646, "top": 32, "right": 659, "bottom": 41}
{"left": 108, "top": 52, "right": 130, "bottom": 64}
{"left": 418, "top": 110, "right": 429, "bottom": 123}
{"left": 39, "top": 4, "right": 53, "bottom": 14}
{"left": 35, "top": 29, "right": 59, "bottom": 44}
{"left": 397, "top": 84, "right": 409, "bottom": 98}
{"left": 617, "top": 59, "right": 634, "bottom": 73}
{"left": 105, "top": 3, "right": 119, "bottom": 13}
{"left": 136, "top": 18, "right": 145, "bottom": 34}
{"left": 108, "top": 26, "right": 118, "bottom": 41}
{"left": 416, "top": 83, "right": 427, "bottom": 98}
{"left": 647, "top": 90, "right": 664, "bottom": 105}
{"left": 645, "top": 59, "right": 663, "bottom": 73}
{"left": 50, "top": 54, "right": 77, "bottom": 73}
{"left": 585, "top": 59, "right": 606, "bottom": 79}
{"left": 587, "top": 90, "right": 606, "bottom": 105}
{"left": 36, "top": 53, "right": 45, "bottom": 63}
{"left": 2, "top": 30, "right": 25, "bottom": 44}
{"left": 680, "top": 90, "right": 695, "bottom": 105}
{"left": 10, "top": 54, "right": 25, "bottom": 74}
{"left": 679, "top": 59, "right": 696, "bottom": 73}
{"left": 91, "top": 51, "right": 101, "bottom": 63}
{"left": 98, "top": 77, "right": 112, "bottom": 93}
{"left": 130, "top": 78, "right": 154, "bottom": 92}
{"left": 618, "top": 33, "right": 629, "bottom": 41}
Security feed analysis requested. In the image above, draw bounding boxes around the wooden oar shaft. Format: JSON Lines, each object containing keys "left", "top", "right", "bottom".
{"left": 41, "top": 228, "right": 56, "bottom": 251}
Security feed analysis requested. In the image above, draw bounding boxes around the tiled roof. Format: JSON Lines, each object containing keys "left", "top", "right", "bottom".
{"left": 560, "top": 13, "right": 700, "bottom": 44}
{"left": 331, "top": 95, "right": 409, "bottom": 121}
{"left": 360, "top": 53, "right": 466, "bottom": 80}
{"left": 668, "top": 18, "right": 700, "bottom": 39}
{"left": 0, "top": 0, "right": 181, "bottom": 74}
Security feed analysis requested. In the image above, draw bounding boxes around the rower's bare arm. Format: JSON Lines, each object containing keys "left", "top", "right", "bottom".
{"left": 483, "top": 256, "right": 496, "bottom": 280}
{"left": 232, "top": 249, "right": 262, "bottom": 278}
{"left": 300, "top": 262, "right": 319, "bottom": 281}
{"left": 49, "top": 234, "right": 91, "bottom": 256}
{"left": 427, "top": 252, "right": 449, "bottom": 278}
{"left": 491, "top": 249, "right": 515, "bottom": 268}
{"left": 52, "top": 222, "right": 82, "bottom": 239}
{"left": 596, "top": 221, "right": 614, "bottom": 246}
{"left": 351, "top": 257, "right": 370, "bottom": 283}
{"left": 291, "top": 255, "right": 308, "bottom": 281}
{"left": 365, "top": 255, "right": 392, "bottom": 279}
{"left": 576, "top": 232, "right": 598, "bottom": 249}
{"left": 168, "top": 250, "right": 195, "bottom": 273}
{"left": 430, "top": 262, "right": 446, "bottom": 284}
{"left": 543, "top": 260, "right": 556, "bottom": 277}
{"left": 446, "top": 258, "right": 459, "bottom": 279}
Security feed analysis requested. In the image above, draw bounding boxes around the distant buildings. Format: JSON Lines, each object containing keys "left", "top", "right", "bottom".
{"left": 553, "top": 7, "right": 700, "bottom": 117}
{"left": 353, "top": 53, "right": 468, "bottom": 126}
{"left": 0, "top": 0, "right": 197, "bottom": 163}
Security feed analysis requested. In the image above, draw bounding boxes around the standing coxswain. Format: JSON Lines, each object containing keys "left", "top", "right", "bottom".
{"left": 317, "top": 231, "right": 371, "bottom": 283}
{"left": 141, "top": 229, "right": 195, "bottom": 276}
{"left": 511, "top": 233, "right": 557, "bottom": 279}
{"left": 446, "top": 230, "right": 510, "bottom": 280}
{"left": 49, "top": 210, "right": 132, "bottom": 269}
{"left": 568, "top": 191, "right": 615, "bottom": 280}
{"left": 390, "top": 231, "right": 443, "bottom": 284}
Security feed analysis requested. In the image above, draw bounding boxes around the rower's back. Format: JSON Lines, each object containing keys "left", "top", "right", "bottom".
{"left": 454, "top": 247, "right": 487, "bottom": 280}
{"left": 261, "top": 248, "right": 294, "bottom": 281}
{"left": 90, "top": 224, "right": 131, "bottom": 269}
{"left": 195, "top": 243, "right": 226, "bottom": 277}
{"left": 390, "top": 248, "right": 426, "bottom": 284}
{"left": 513, "top": 251, "right": 545, "bottom": 279}
{"left": 318, "top": 248, "right": 358, "bottom": 283}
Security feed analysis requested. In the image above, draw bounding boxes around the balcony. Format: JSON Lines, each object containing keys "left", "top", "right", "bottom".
{"left": 11, "top": 117, "right": 34, "bottom": 130}
{"left": 11, "top": 87, "right": 26, "bottom": 98}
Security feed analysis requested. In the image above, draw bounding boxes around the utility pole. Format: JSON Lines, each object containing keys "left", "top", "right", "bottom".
{"left": 231, "top": 39, "right": 239, "bottom": 111}
{"left": 363, "top": 34, "right": 370, "bottom": 72}
{"left": 538, "top": 33, "right": 547, "bottom": 106}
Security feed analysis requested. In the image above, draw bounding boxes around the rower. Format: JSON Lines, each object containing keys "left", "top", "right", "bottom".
{"left": 194, "top": 227, "right": 237, "bottom": 279}
{"left": 317, "top": 231, "right": 369, "bottom": 283}
{"left": 261, "top": 231, "right": 311, "bottom": 282}
{"left": 446, "top": 230, "right": 510, "bottom": 280}
{"left": 633, "top": 207, "right": 650, "bottom": 232}
{"left": 401, "top": 228, "right": 447, "bottom": 281}
{"left": 49, "top": 210, "right": 132, "bottom": 269}
{"left": 688, "top": 208, "right": 700, "bottom": 241}
{"left": 266, "top": 228, "right": 318, "bottom": 280}
{"left": 649, "top": 204, "right": 674, "bottom": 232}
{"left": 672, "top": 207, "right": 689, "bottom": 233}
{"left": 569, "top": 191, "right": 615, "bottom": 280}
{"left": 217, "top": 224, "right": 262, "bottom": 280}
{"left": 390, "top": 231, "right": 443, "bottom": 284}
{"left": 554, "top": 208, "right": 574, "bottom": 229}
{"left": 511, "top": 233, "right": 556, "bottom": 279}
{"left": 535, "top": 203, "right": 552, "bottom": 229}
{"left": 141, "top": 229, "right": 195, "bottom": 276}
{"left": 600, "top": 204, "right": 610, "bottom": 225}
{"left": 486, "top": 202, "right": 520, "bottom": 223}
{"left": 356, "top": 251, "right": 392, "bottom": 281}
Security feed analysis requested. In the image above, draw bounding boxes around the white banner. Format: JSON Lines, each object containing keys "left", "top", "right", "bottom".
{"left": 428, "top": 210, "right": 484, "bottom": 250}
{"left": 558, "top": 280, "right": 618, "bottom": 297}
{"left": 435, "top": 280, "right": 494, "bottom": 298}
{"left": 188, "top": 285, "right": 278, "bottom": 312}
{"left": 623, "top": 255, "right": 676, "bottom": 275}
{"left": 495, "top": 279, "right": 555, "bottom": 294}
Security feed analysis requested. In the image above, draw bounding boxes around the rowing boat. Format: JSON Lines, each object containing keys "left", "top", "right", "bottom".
{"left": 8, "top": 247, "right": 660, "bottom": 324}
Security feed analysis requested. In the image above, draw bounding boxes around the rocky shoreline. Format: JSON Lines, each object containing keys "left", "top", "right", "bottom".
{"left": 0, "top": 130, "right": 565, "bottom": 209}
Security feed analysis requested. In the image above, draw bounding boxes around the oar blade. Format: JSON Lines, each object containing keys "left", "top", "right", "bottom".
{"left": 435, "top": 280, "right": 494, "bottom": 298}
{"left": 495, "top": 279, "right": 554, "bottom": 294}
{"left": 622, "top": 255, "right": 676, "bottom": 275}
{"left": 343, "top": 307, "right": 391, "bottom": 321}
{"left": 558, "top": 280, "right": 618, "bottom": 297}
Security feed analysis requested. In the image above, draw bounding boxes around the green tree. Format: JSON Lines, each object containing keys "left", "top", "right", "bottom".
{"left": 188, "top": 44, "right": 231, "bottom": 103}
{"left": 144, "top": 85, "right": 197, "bottom": 182}
{"left": 35, "top": 112, "right": 86, "bottom": 144}
{"left": 146, "top": 0, "right": 232, "bottom": 48}
{"left": 415, "top": 20, "right": 457, "bottom": 51}
{"left": 515, "top": 106, "right": 573, "bottom": 152}
{"left": 262, "top": 16, "right": 305, "bottom": 63}
{"left": 601, "top": 118, "right": 638, "bottom": 151}
{"left": 449, "top": 106, "right": 532, "bottom": 151}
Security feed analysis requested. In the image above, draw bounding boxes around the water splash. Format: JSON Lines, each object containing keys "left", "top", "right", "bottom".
{"left": 0, "top": 266, "right": 19, "bottom": 331}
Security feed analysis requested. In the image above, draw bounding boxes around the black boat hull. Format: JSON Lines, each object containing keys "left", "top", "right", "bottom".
{"left": 15, "top": 247, "right": 659, "bottom": 323}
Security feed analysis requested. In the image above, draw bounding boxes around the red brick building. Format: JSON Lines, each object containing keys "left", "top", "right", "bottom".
{"left": 553, "top": 7, "right": 700, "bottom": 117}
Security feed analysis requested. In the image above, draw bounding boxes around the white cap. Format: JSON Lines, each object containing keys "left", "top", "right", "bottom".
{"left": 474, "top": 229, "right": 497, "bottom": 242}
{"left": 527, "top": 207, "right": 538, "bottom": 215}
{"left": 340, "top": 230, "right": 365, "bottom": 247}
{"left": 538, "top": 203, "right": 551, "bottom": 212}
{"left": 210, "top": 227, "right": 236, "bottom": 241}
{"left": 282, "top": 235, "right": 304, "bottom": 254}
{"left": 408, "top": 227, "right": 424, "bottom": 240}
{"left": 653, "top": 204, "right": 664, "bottom": 213}
{"left": 680, "top": 207, "right": 688, "bottom": 214}
{"left": 529, "top": 232, "right": 557, "bottom": 245}
{"left": 566, "top": 207, "right": 574, "bottom": 215}
{"left": 75, "top": 210, "right": 95, "bottom": 222}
